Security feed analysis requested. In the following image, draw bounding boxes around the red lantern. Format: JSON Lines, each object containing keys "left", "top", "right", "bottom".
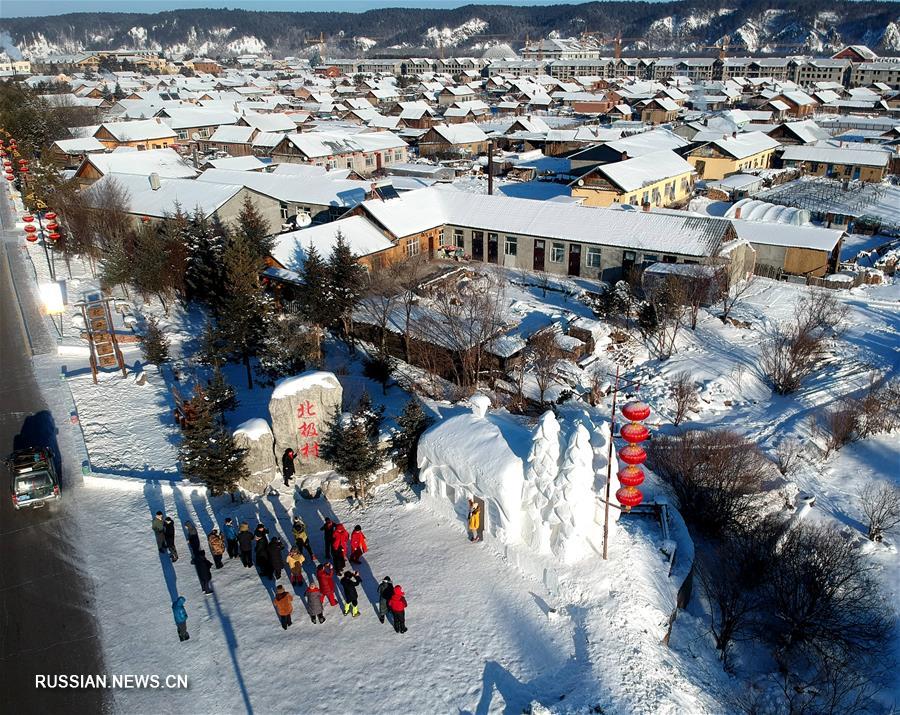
{"left": 46, "top": 222, "right": 59, "bottom": 231}
{"left": 19, "top": 167, "right": 28, "bottom": 174}
{"left": 4, "top": 174, "right": 14, "bottom": 182}
{"left": 49, "top": 232, "right": 61, "bottom": 241}
{"left": 621, "top": 400, "right": 651, "bottom": 422}
{"left": 616, "top": 486, "right": 643, "bottom": 509}
{"left": 18, "top": 158, "right": 27, "bottom": 165}
{"left": 620, "top": 421, "right": 650, "bottom": 444}
{"left": 617, "top": 465, "right": 645, "bottom": 487}
{"left": 2, "top": 160, "right": 11, "bottom": 167}
{"left": 618, "top": 444, "right": 647, "bottom": 465}
{"left": 25, "top": 233, "right": 37, "bottom": 242}
{"left": 22, "top": 214, "right": 34, "bottom": 222}
{"left": 24, "top": 224, "right": 37, "bottom": 233}
{"left": 44, "top": 212, "right": 57, "bottom": 220}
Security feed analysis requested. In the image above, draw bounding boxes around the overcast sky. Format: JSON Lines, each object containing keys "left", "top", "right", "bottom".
{"left": 3, "top": 0, "right": 619, "bottom": 19}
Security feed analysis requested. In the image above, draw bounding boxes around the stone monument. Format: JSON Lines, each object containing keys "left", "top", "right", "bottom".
{"left": 268, "top": 371, "right": 342, "bottom": 476}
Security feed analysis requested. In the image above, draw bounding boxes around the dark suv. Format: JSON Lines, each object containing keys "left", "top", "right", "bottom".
{"left": 8, "top": 447, "right": 60, "bottom": 509}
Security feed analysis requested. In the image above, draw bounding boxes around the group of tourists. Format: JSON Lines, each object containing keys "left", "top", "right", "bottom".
{"left": 152, "top": 509, "right": 409, "bottom": 640}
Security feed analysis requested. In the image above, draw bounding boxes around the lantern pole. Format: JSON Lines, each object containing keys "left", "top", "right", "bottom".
{"left": 35, "top": 210, "right": 56, "bottom": 282}
{"left": 602, "top": 367, "right": 643, "bottom": 561}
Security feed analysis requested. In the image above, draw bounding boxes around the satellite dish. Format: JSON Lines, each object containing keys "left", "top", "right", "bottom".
{"left": 295, "top": 211, "right": 312, "bottom": 228}
{"left": 577, "top": 179, "right": 584, "bottom": 186}
{"left": 191, "top": 132, "right": 201, "bottom": 140}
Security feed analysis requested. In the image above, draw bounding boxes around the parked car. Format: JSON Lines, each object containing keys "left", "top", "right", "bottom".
{"left": 8, "top": 447, "right": 60, "bottom": 510}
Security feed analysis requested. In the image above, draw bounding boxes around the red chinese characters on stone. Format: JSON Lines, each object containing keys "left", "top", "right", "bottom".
{"left": 299, "top": 422, "right": 319, "bottom": 438}
{"left": 296, "top": 401, "right": 317, "bottom": 418}
{"left": 297, "top": 401, "right": 320, "bottom": 460}
{"left": 301, "top": 442, "right": 319, "bottom": 459}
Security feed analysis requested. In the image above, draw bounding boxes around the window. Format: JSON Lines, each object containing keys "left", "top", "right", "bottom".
{"left": 405, "top": 238, "right": 420, "bottom": 257}
{"left": 642, "top": 254, "right": 659, "bottom": 266}
{"left": 452, "top": 229, "right": 463, "bottom": 247}
{"left": 550, "top": 243, "right": 565, "bottom": 263}
{"left": 365, "top": 156, "right": 373, "bottom": 166}
{"left": 641, "top": 191, "right": 649, "bottom": 205}
{"left": 586, "top": 246, "right": 601, "bottom": 267}
{"left": 504, "top": 236, "right": 517, "bottom": 256}
{"left": 280, "top": 203, "right": 288, "bottom": 220}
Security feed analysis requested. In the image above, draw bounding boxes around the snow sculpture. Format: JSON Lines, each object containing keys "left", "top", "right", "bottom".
{"left": 268, "top": 371, "right": 342, "bottom": 476}
{"left": 233, "top": 418, "right": 278, "bottom": 494}
{"left": 521, "top": 410, "right": 561, "bottom": 554}
{"left": 549, "top": 424, "right": 597, "bottom": 564}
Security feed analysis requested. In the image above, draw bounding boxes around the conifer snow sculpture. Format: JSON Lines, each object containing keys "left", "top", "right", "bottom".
{"left": 617, "top": 401, "right": 650, "bottom": 510}
{"left": 549, "top": 424, "right": 597, "bottom": 564}
{"left": 522, "top": 410, "right": 562, "bottom": 554}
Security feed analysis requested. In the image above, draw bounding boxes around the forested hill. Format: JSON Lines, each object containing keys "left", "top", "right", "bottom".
{"left": 2, "top": 0, "right": 899, "bottom": 59}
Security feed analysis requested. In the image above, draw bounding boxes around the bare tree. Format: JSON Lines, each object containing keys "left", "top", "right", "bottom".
{"left": 670, "top": 371, "right": 698, "bottom": 426}
{"left": 526, "top": 329, "right": 560, "bottom": 405}
{"left": 773, "top": 436, "right": 803, "bottom": 476}
{"left": 821, "top": 405, "right": 861, "bottom": 457}
{"left": 358, "top": 266, "right": 400, "bottom": 393}
{"left": 859, "top": 482, "right": 900, "bottom": 542}
{"left": 392, "top": 255, "right": 427, "bottom": 363}
{"left": 649, "top": 429, "right": 771, "bottom": 535}
{"left": 643, "top": 275, "right": 688, "bottom": 359}
{"left": 716, "top": 271, "right": 756, "bottom": 322}
{"left": 761, "top": 290, "right": 847, "bottom": 395}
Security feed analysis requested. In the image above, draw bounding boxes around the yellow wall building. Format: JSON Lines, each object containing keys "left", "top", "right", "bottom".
{"left": 687, "top": 132, "right": 780, "bottom": 181}
{"left": 570, "top": 150, "right": 695, "bottom": 208}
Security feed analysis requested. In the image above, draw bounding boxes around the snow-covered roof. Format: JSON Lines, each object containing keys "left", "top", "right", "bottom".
{"left": 96, "top": 119, "right": 177, "bottom": 142}
{"left": 278, "top": 130, "right": 407, "bottom": 158}
{"left": 205, "top": 156, "right": 267, "bottom": 171}
{"left": 605, "top": 128, "right": 689, "bottom": 158}
{"left": 157, "top": 107, "right": 239, "bottom": 130}
{"left": 431, "top": 123, "right": 489, "bottom": 145}
{"left": 86, "top": 172, "right": 241, "bottom": 219}
{"left": 781, "top": 145, "right": 890, "bottom": 168}
{"left": 208, "top": 125, "right": 255, "bottom": 143}
{"left": 240, "top": 112, "right": 296, "bottom": 133}
{"left": 52, "top": 137, "right": 106, "bottom": 153}
{"left": 731, "top": 219, "right": 843, "bottom": 252}
{"left": 704, "top": 131, "right": 780, "bottom": 159}
{"left": 197, "top": 168, "right": 369, "bottom": 207}
{"left": 80, "top": 148, "right": 197, "bottom": 178}
{"left": 270, "top": 216, "right": 394, "bottom": 270}
{"left": 592, "top": 150, "right": 694, "bottom": 193}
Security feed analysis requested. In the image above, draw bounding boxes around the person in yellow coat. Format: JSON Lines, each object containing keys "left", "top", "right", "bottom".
{"left": 467, "top": 500, "right": 481, "bottom": 542}
{"left": 286, "top": 546, "right": 306, "bottom": 586}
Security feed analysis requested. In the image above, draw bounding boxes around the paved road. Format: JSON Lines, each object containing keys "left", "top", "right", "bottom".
{"left": 0, "top": 195, "right": 111, "bottom": 713}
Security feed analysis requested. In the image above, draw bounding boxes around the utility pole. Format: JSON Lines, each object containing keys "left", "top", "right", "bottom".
{"left": 487, "top": 138, "right": 494, "bottom": 195}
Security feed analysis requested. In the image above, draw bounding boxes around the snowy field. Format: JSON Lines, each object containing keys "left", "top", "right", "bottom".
{"left": 14, "top": 220, "right": 900, "bottom": 713}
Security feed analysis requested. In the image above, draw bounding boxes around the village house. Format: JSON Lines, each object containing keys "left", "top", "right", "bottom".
{"left": 269, "top": 131, "right": 408, "bottom": 176}
{"left": 779, "top": 144, "right": 890, "bottom": 182}
{"left": 417, "top": 123, "right": 490, "bottom": 158}
{"left": 686, "top": 132, "right": 781, "bottom": 180}
{"left": 569, "top": 150, "right": 696, "bottom": 208}
{"left": 637, "top": 96, "right": 680, "bottom": 124}
{"left": 73, "top": 148, "right": 197, "bottom": 184}
{"left": 92, "top": 118, "right": 178, "bottom": 150}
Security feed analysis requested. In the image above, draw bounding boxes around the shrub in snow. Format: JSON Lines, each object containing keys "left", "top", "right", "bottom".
{"left": 859, "top": 482, "right": 900, "bottom": 542}
{"left": 139, "top": 315, "right": 169, "bottom": 366}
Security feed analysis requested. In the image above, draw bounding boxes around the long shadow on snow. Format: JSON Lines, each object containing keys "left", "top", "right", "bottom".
{"left": 142, "top": 480, "right": 179, "bottom": 603}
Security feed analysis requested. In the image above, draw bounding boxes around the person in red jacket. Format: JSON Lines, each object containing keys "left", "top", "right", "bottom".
{"left": 389, "top": 584, "right": 408, "bottom": 634}
{"left": 316, "top": 562, "right": 337, "bottom": 606}
{"left": 349, "top": 525, "right": 368, "bottom": 564}
{"left": 331, "top": 523, "right": 350, "bottom": 558}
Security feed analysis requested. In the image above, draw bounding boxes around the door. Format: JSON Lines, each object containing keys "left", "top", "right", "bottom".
{"left": 472, "top": 231, "right": 484, "bottom": 261}
{"left": 487, "top": 233, "right": 499, "bottom": 264}
{"left": 533, "top": 239, "right": 545, "bottom": 271}
{"left": 622, "top": 250, "right": 636, "bottom": 275}
{"left": 568, "top": 243, "right": 581, "bottom": 276}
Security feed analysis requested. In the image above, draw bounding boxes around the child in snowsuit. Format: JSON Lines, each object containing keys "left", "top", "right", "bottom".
{"left": 223, "top": 517, "right": 239, "bottom": 559}
{"left": 152, "top": 512, "right": 166, "bottom": 552}
{"left": 377, "top": 576, "right": 394, "bottom": 624}
{"left": 195, "top": 550, "right": 213, "bottom": 594}
{"left": 207, "top": 529, "right": 226, "bottom": 569}
{"left": 389, "top": 584, "right": 408, "bottom": 633}
{"left": 237, "top": 522, "right": 254, "bottom": 568}
{"left": 292, "top": 516, "right": 316, "bottom": 561}
{"left": 349, "top": 525, "right": 368, "bottom": 564}
{"left": 172, "top": 596, "right": 189, "bottom": 641}
{"left": 282, "top": 448, "right": 296, "bottom": 487}
{"left": 274, "top": 584, "right": 294, "bottom": 629}
{"left": 268, "top": 537, "right": 285, "bottom": 580}
{"left": 316, "top": 562, "right": 337, "bottom": 606}
{"left": 164, "top": 516, "right": 178, "bottom": 562}
{"left": 185, "top": 521, "right": 201, "bottom": 563}
{"left": 286, "top": 547, "right": 306, "bottom": 586}
{"left": 305, "top": 584, "right": 325, "bottom": 624}
{"left": 340, "top": 570, "right": 362, "bottom": 618}
{"left": 320, "top": 518, "right": 335, "bottom": 560}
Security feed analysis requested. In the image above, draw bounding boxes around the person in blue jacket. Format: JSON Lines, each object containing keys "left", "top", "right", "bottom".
{"left": 223, "top": 517, "right": 238, "bottom": 559}
{"left": 172, "top": 596, "right": 189, "bottom": 641}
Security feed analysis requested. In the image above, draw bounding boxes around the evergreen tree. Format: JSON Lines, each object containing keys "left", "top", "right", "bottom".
{"left": 391, "top": 398, "right": 433, "bottom": 478}
{"left": 206, "top": 361, "right": 237, "bottom": 417}
{"left": 326, "top": 230, "right": 366, "bottom": 340}
{"left": 178, "top": 386, "right": 248, "bottom": 496}
{"left": 217, "top": 233, "right": 273, "bottom": 389}
{"left": 131, "top": 221, "right": 173, "bottom": 313}
{"left": 256, "top": 313, "right": 317, "bottom": 385}
{"left": 355, "top": 391, "right": 385, "bottom": 440}
{"left": 183, "top": 209, "right": 226, "bottom": 308}
{"left": 236, "top": 194, "right": 274, "bottom": 260}
{"left": 139, "top": 315, "right": 170, "bottom": 366}
{"left": 195, "top": 318, "right": 225, "bottom": 367}
{"left": 320, "top": 397, "right": 383, "bottom": 502}
{"left": 99, "top": 232, "right": 132, "bottom": 296}
{"left": 297, "top": 244, "right": 330, "bottom": 362}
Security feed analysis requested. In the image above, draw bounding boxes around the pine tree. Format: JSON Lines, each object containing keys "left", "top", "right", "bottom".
{"left": 217, "top": 232, "right": 273, "bottom": 389}
{"left": 178, "top": 387, "right": 249, "bottom": 496}
{"left": 297, "top": 244, "right": 330, "bottom": 362}
{"left": 131, "top": 222, "right": 173, "bottom": 313}
{"left": 195, "top": 318, "right": 225, "bottom": 367}
{"left": 320, "top": 399, "right": 383, "bottom": 502}
{"left": 139, "top": 315, "right": 170, "bottom": 366}
{"left": 327, "top": 230, "right": 366, "bottom": 340}
{"left": 355, "top": 391, "right": 384, "bottom": 440}
{"left": 391, "top": 398, "right": 433, "bottom": 478}
{"left": 183, "top": 209, "right": 226, "bottom": 308}
{"left": 206, "top": 361, "right": 237, "bottom": 417}
{"left": 99, "top": 232, "right": 132, "bottom": 296}
{"left": 256, "top": 313, "right": 317, "bottom": 385}
{"left": 236, "top": 194, "right": 274, "bottom": 260}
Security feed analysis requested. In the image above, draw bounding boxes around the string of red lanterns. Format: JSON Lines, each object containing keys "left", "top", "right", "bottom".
{"left": 616, "top": 400, "right": 651, "bottom": 510}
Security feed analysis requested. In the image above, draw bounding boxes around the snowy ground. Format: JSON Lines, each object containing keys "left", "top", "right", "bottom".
{"left": 13, "top": 199, "right": 900, "bottom": 712}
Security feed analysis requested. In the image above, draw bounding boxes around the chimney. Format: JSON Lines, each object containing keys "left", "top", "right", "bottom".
{"left": 155, "top": 117, "right": 161, "bottom": 124}
{"left": 621, "top": 151, "right": 628, "bottom": 161}
{"left": 149, "top": 173, "right": 161, "bottom": 190}
{"left": 734, "top": 205, "right": 742, "bottom": 219}
{"left": 732, "top": 131, "right": 737, "bottom": 138}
